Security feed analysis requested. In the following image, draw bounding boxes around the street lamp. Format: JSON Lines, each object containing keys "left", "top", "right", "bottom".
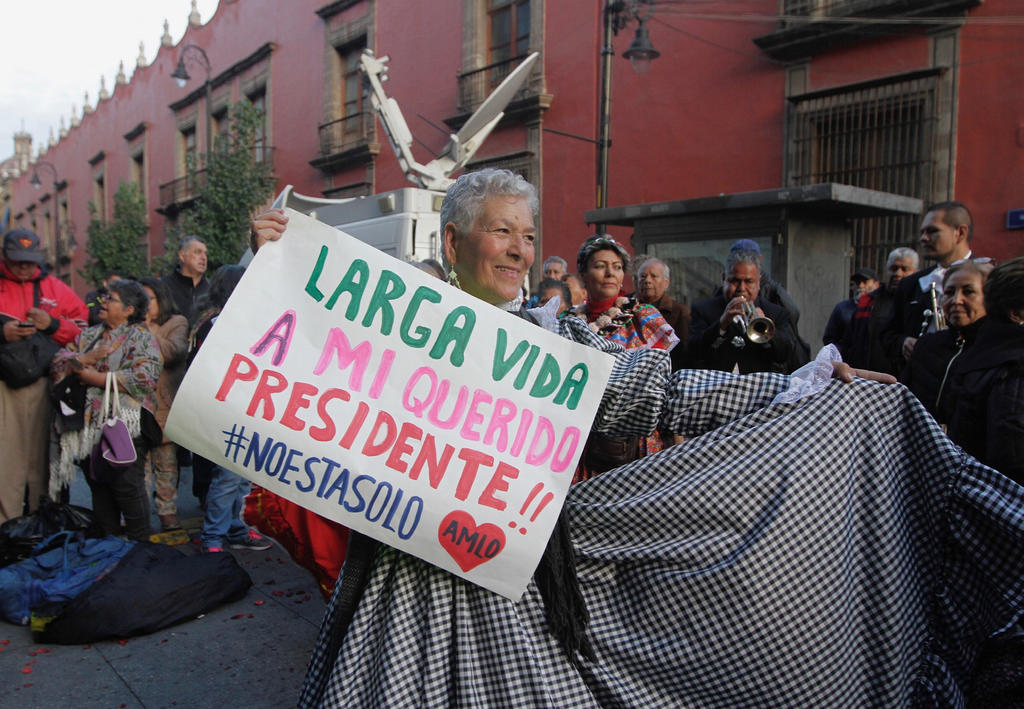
{"left": 29, "top": 160, "right": 63, "bottom": 275}
{"left": 597, "top": 0, "right": 659, "bottom": 211}
{"left": 623, "top": 21, "right": 660, "bottom": 74}
{"left": 171, "top": 44, "right": 213, "bottom": 157}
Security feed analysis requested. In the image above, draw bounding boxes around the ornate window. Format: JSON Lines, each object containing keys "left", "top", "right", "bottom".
{"left": 181, "top": 125, "right": 197, "bottom": 171}
{"left": 314, "top": 1, "right": 376, "bottom": 177}
{"left": 454, "top": 0, "right": 545, "bottom": 114}
{"left": 787, "top": 69, "right": 944, "bottom": 270}
{"left": 488, "top": 0, "right": 530, "bottom": 66}
{"left": 92, "top": 172, "right": 107, "bottom": 221}
{"left": 247, "top": 88, "right": 270, "bottom": 164}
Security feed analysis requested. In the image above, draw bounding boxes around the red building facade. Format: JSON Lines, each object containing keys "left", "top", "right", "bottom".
{"left": 7, "top": 0, "right": 1023, "bottom": 299}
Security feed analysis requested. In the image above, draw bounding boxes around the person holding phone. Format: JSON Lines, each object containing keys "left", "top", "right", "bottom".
{"left": 0, "top": 228, "right": 87, "bottom": 522}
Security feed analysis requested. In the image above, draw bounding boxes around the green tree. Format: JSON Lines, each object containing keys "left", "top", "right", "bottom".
{"left": 171, "top": 99, "right": 275, "bottom": 269}
{"left": 80, "top": 181, "right": 150, "bottom": 285}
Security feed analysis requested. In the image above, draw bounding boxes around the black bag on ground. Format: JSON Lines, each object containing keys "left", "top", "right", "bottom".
{"left": 0, "top": 499, "right": 100, "bottom": 567}
{"left": 33, "top": 542, "right": 252, "bottom": 644}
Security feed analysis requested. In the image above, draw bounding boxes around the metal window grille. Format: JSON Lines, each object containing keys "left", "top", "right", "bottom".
{"left": 465, "top": 151, "right": 535, "bottom": 187}
{"left": 787, "top": 70, "right": 940, "bottom": 273}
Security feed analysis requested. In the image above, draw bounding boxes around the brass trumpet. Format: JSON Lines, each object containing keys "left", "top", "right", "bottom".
{"left": 918, "top": 282, "right": 947, "bottom": 337}
{"left": 740, "top": 300, "right": 775, "bottom": 344}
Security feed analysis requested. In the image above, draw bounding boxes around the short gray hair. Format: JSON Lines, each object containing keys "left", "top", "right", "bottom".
{"left": 726, "top": 249, "right": 760, "bottom": 277}
{"left": 439, "top": 169, "right": 539, "bottom": 246}
{"left": 637, "top": 257, "right": 669, "bottom": 280}
{"left": 543, "top": 255, "right": 567, "bottom": 271}
{"left": 886, "top": 247, "right": 919, "bottom": 271}
{"left": 178, "top": 234, "right": 205, "bottom": 254}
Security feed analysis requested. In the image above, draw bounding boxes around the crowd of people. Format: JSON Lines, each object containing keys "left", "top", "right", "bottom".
{"left": 1, "top": 168, "right": 1022, "bottom": 704}
{"left": 1, "top": 230, "right": 270, "bottom": 554}
{"left": 814, "top": 201, "right": 1023, "bottom": 484}
{"left": 517, "top": 199, "right": 1022, "bottom": 491}
{"left": 249, "top": 170, "right": 1024, "bottom": 706}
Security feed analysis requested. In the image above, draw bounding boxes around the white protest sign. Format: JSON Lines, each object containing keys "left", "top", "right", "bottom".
{"left": 166, "top": 209, "right": 614, "bottom": 599}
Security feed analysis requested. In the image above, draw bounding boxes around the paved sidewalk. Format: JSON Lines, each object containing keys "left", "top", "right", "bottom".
{"left": 0, "top": 467, "right": 325, "bottom": 709}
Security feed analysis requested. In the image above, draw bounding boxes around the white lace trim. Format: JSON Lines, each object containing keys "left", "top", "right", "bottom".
{"left": 495, "top": 292, "right": 525, "bottom": 312}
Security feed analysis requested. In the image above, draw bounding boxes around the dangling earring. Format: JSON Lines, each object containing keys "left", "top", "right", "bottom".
{"left": 447, "top": 268, "right": 462, "bottom": 290}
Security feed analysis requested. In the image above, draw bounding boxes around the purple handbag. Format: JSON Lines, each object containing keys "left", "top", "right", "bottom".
{"left": 88, "top": 373, "right": 136, "bottom": 482}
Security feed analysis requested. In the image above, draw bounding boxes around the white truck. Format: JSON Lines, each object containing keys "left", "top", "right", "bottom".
{"left": 268, "top": 185, "right": 446, "bottom": 263}
{"left": 262, "top": 50, "right": 539, "bottom": 264}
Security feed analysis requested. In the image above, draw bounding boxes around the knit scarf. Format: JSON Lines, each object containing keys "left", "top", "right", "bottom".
{"left": 582, "top": 295, "right": 618, "bottom": 321}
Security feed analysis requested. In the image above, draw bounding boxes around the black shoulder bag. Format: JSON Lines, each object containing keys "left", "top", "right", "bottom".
{"left": 0, "top": 280, "right": 61, "bottom": 388}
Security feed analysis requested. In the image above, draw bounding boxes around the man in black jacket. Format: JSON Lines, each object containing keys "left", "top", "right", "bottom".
{"left": 689, "top": 248, "right": 800, "bottom": 374}
{"left": 162, "top": 235, "right": 210, "bottom": 324}
{"left": 842, "top": 247, "right": 919, "bottom": 374}
{"left": 710, "top": 239, "right": 811, "bottom": 364}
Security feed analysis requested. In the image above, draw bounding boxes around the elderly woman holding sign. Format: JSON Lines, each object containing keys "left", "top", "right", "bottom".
{"left": 251, "top": 170, "right": 1024, "bottom": 708}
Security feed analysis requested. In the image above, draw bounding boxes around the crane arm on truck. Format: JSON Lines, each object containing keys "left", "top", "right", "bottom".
{"left": 359, "top": 50, "right": 540, "bottom": 190}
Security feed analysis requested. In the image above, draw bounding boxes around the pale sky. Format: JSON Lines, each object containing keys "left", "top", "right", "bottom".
{"left": 1, "top": 0, "right": 220, "bottom": 159}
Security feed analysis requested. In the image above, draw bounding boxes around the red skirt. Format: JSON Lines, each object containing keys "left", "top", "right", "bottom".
{"left": 243, "top": 486, "right": 349, "bottom": 599}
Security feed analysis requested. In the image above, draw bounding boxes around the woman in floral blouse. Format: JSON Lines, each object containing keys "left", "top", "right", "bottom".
{"left": 50, "top": 279, "right": 161, "bottom": 540}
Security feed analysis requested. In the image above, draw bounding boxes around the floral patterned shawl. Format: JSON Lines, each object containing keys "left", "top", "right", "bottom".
{"left": 568, "top": 297, "right": 679, "bottom": 352}
{"left": 48, "top": 322, "right": 162, "bottom": 493}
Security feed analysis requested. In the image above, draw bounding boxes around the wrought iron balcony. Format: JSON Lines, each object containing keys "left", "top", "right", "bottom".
{"left": 318, "top": 112, "right": 375, "bottom": 157}
{"left": 456, "top": 55, "right": 536, "bottom": 115}
{"left": 159, "top": 169, "right": 207, "bottom": 211}
{"left": 252, "top": 144, "right": 275, "bottom": 167}
{"left": 311, "top": 112, "right": 378, "bottom": 173}
{"left": 159, "top": 146, "right": 274, "bottom": 212}
{"left": 755, "top": 0, "right": 981, "bottom": 60}
{"left": 55, "top": 231, "right": 76, "bottom": 265}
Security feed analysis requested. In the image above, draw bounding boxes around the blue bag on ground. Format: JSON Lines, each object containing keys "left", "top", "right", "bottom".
{"left": 0, "top": 531, "right": 133, "bottom": 625}
{"left": 34, "top": 541, "right": 252, "bottom": 644}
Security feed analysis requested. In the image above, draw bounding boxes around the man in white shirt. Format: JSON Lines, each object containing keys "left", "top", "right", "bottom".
{"left": 882, "top": 201, "right": 974, "bottom": 367}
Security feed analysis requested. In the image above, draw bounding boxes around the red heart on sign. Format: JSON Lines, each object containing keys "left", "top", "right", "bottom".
{"left": 438, "top": 510, "right": 506, "bottom": 572}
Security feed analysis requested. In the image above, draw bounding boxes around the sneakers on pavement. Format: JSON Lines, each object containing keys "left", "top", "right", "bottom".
{"left": 228, "top": 529, "right": 271, "bottom": 551}
{"left": 202, "top": 545, "right": 225, "bottom": 553}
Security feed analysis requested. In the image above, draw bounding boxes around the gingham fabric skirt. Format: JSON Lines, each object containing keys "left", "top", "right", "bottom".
{"left": 300, "top": 324, "right": 1024, "bottom": 708}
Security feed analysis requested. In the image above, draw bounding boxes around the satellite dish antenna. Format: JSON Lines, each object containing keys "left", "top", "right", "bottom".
{"left": 360, "top": 51, "right": 540, "bottom": 190}
{"left": 439, "top": 52, "right": 540, "bottom": 175}
{"left": 270, "top": 184, "right": 356, "bottom": 212}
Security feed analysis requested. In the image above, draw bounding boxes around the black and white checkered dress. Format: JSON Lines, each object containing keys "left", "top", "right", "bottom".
{"left": 300, "top": 319, "right": 1024, "bottom": 707}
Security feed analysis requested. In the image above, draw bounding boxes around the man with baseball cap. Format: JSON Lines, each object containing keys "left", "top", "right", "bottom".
{"left": 823, "top": 267, "right": 880, "bottom": 359}
{"left": 0, "top": 228, "right": 88, "bottom": 521}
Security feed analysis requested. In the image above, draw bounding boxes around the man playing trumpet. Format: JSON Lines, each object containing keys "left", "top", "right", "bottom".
{"left": 689, "top": 247, "right": 802, "bottom": 374}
